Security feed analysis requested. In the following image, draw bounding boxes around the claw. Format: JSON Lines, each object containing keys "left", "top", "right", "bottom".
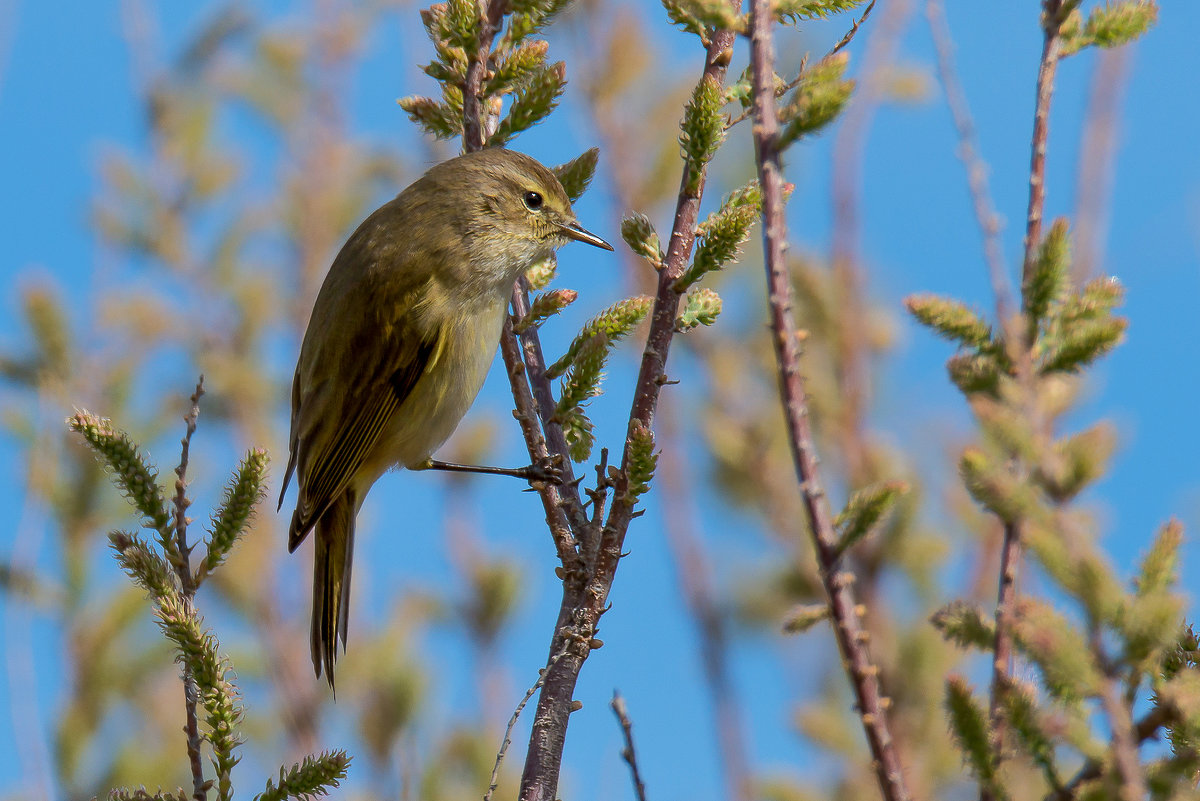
{"left": 524, "top": 453, "right": 566, "bottom": 485}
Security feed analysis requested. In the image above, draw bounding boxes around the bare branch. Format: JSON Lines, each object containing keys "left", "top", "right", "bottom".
{"left": 610, "top": 691, "right": 648, "bottom": 801}
{"left": 745, "top": 2, "right": 911, "bottom": 800}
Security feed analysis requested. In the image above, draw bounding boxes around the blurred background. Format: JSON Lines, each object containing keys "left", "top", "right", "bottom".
{"left": 1, "top": 1, "right": 1197, "bottom": 799}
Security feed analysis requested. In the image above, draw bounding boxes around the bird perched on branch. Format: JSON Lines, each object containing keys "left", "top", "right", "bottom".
{"left": 280, "top": 148, "right": 612, "bottom": 687}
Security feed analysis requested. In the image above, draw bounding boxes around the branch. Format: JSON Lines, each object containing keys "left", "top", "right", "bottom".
{"left": 610, "top": 691, "right": 647, "bottom": 801}
{"left": 745, "top": 2, "right": 910, "bottom": 801}
{"left": 925, "top": 0, "right": 1013, "bottom": 323}
{"left": 174, "top": 377, "right": 207, "bottom": 801}
{"left": 984, "top": 5, "right": 1065, "bottom": 788}
{"left": 518, "top": 13, "right": 744, "bottom": 799}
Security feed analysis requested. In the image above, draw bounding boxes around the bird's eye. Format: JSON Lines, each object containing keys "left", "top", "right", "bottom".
{"left": 523, "top": 191, "right": 544, "bottom": 211}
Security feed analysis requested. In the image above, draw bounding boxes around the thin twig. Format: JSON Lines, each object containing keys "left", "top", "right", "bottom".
{"left": 610, "top": 691, "right": 647, "bottom": 801}
{"left": 924, "top": 0, "right": 1013, "bottom": 323}
{"left": 829, "top": 0, "right": 877, "bottom": 57}
{"left": 984, "top": 5, "right": 1065, "bottom": 796}
{"left": 745, "top": 2, "right": 911, "bottom": 800}
{"left": 485, "top": 640, "right": 573, "bottom": 801}
{"left": 173, "top": 376, "right": 207, "bottom": 801}
{"left": 659, "top": 411, "right": 751, "bottom": 801}
{"left": 1051, "top": 706, "right": 1167, "bottom": 800}
{"left": 1073, "top": 48, "right": 1129, "bottom": 283}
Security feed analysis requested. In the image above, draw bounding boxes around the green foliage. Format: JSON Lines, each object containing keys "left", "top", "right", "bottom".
{"left": 255, "top": 751, "right": 351, "bottom": 801}
{"left": 774, "top": 0, "right": 866, "bottom": 23}
{"left": 1023, "top": 521, "right": 1124, "bottom": 625}
{"left": 506, "top": 0, "right": 571, "bottom": 45}
{"left": 551, "top": 147, "right": 599, "bottom": 203}
{"left": 200, "top": 448, "right": 268, "bottom": 582}
{"left": 487, "top": 39, "right": 550, "bottom": 96}
{"left": 621, "top": 212, "right": 665, "bottom": 269}
{"left": 68, "top": 412, "right": 174, "bottom": 557}
{"left": 1038, "top": 315, "right": 1127, "bottom": 375}
{"left": 945, "top": 676, "right": 1005, "bottom": 798}
{"left": 680, "top": 75, "right": 727, "bottom": 195}
{"left": 1136, "top": 519, "right": 1184, "bottom": 597}
{"left": 625, "top": 420, "right": 658, "bottom": 500}
{"left": 676, "top": 287, "right": 723, "bottom": 332}
{"left": 661, "top": 0, "right": 710, "bottom": 40}
{"left": 490, "top": 61, "right": 567, "bottom": 146}
{"left": 945, "top": 351, "right": 1004, "bottom": 397}
{"left": 996, "top": 677, "right": 1061, "bottom": 789}
{"left": 546, "top": 296, "right": 654, "bottom": 379}
{"left": 1061, "top": 1, "right": 1158, "bottom": 56}
{"left": 959, "top": 447, "right": 1035, "bottom": 524}
{"left": 514, "top": 288, "right": 578, "bottom": 333}
{"left": 904, "top": 294, "right": 992, "bottom": 349}
{"left": 1012, "top": 598, "right": 1102, "bottom": 701}
{"left": 675, "top": 188, "right": 761, "bottom": 290}
{"left": 397, "top": 95, "right": 463, "bottom": 140}
{"left": 1032, "top": 422, "right": 1116, "bottom": 502}
{"left": 930, "top": 601, "right": 995, "bottom": 651}
{"left": 525, "top": 255, "right": 558, "bottom": 290}
{"left": 833, "top": 480, "right": 909, "bottom": 558}
{"left": 1023, "top": 218, "right": 1071, "bottom": 331}
{"left": 664, "top": 0, "right": 744, "bottom": 33}
{"left": 782, "top": 603, "right": 830, "bottom": 634}
{"left": 554, "top": 333, "right": 608, "bottom": 461}
{"left": 778, "top": 53, "right": 855, "bottom": 149}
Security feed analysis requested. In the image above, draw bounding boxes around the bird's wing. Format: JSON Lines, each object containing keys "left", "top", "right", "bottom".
{"left": 286, "top": 317, "right": 441, "bottom": 551}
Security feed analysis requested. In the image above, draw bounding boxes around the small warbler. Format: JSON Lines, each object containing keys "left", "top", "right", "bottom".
{"left": 279, "top": 148, "right": 612, "bottom": 686}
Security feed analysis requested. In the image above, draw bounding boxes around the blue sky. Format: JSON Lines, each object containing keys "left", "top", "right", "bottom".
{"left": 2, "top": 2, "right": 1198, "bottom": 799}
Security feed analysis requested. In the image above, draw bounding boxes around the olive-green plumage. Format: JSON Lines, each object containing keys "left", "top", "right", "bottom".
{"left": 279, "top": 148, "right": 611, "bottom": 687}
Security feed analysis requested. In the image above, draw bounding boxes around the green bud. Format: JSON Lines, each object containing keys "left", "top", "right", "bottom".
{"left": 515, "top": 288, "right": 578, "bottom": 333}
{"left": 778, "top": 53, "right": 854, "bottom": 149}
{"left": 621, "top": 212, "right": 664, "bottom": 269}
{"left": 676, "top": 287, "right": 722, "bottom": 332}
{"left": 930, "top": 601, "right": 995, "bottom": 650}
{"left": 905, "top": 294, "right": 993, "bottom": 349}
{"left": 774, "top": 0, "right": 867, "bottom": 23}
{"left": 397, "top": 95, "right": 462, "bottom": 140}
{"left": 626, "top": 419, "right": 658, "bottom": 499}
{"left": 490, "top": 61, "right": 567, "bottom": 146}
{"left": 782, "top": 603, "right": 830, "bottom": 634}
{"left": 546, "top": 296, "right": 653, "bottom": 379}
{"left": 680, "top": 74, "right": 727, "bottom": 195}
{"left": 833, "top": 480, "right": 909, "bottom": 558}
{"left": 944, "top": 676, "right": 1004, "bottom": 797}
{"left": 525, "top": 255, "right": 558, "bottom": 290}
{"left": 257, "top": 751, "right": 352, "bottom": 801}
{"left": 552, "top": 147, "right": 600, "bottom": 203}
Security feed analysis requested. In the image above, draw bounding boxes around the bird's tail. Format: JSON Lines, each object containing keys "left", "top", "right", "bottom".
{"left": 308, "top": 490, "right": 357, "bottom": 690}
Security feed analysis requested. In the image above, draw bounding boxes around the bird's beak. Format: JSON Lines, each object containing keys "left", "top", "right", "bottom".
{"left": 560, "top": 221, "right": 614, "bottom": 251}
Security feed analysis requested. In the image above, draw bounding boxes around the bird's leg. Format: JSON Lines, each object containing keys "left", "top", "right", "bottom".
{"left": 416, "top": 453, "right": 565, "bottom": 485}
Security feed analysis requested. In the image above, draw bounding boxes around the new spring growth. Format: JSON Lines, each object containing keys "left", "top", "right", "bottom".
{"left": 257, "top": 751, "right": 352, "bottom": 801}
{"left": 625, "top": 420, "right": 657, "bottom": 500}
{"left": 514, "top": 288, "right": 578, "bottom": 333}
{"left": 621, "top": 213, "right": 664, "bottom": 270}
{"left": 1060, "top": 1, "right": 1159, "bottom": 57}
{"left": 69, "top": 411, "right": 172, "bottom": 542}
{"left": 675, "top": 181, "right": 769, "bottom": 291}
{"left": 680, "top": 74, "right": 726, "bottom": 195}
{"left": 525, "top": 255, "right": 558, "bottom": 290}
{"left": 944, "top": 676, "right": 1002, "bottom": 795}
{"left": 664, "top": 0, "right": 745, "bottom": 35}
{"left": 199, "top": 448, "right": 269, "bottom": 583}
{"left": 676, "top": 287, "right": 722, "bottom": 332}
{"left": 545, "top": 296, "right": 654, "bottom": 379}
{"left": 555, "top": 332, "right": 608, "bottom": 462}
{"left": 833, "top": 480, "right": 910, "bottom": 559}
{"left": 490, "top": 61, "right": 566, "bottom": 146}
{"left": 773, "top": 0, "right": 869, "bottom": 24}
{"left": 930, "top": 601, "right": 996, "bottom": 651}
{"left": 777, "top": 52, "right": 855, "bottom": 150}
{"left": 551, "top": 147, "right": 599, "bottom": 203}
{"left": 783, "top": 603, "right": 831, "bottom": 634}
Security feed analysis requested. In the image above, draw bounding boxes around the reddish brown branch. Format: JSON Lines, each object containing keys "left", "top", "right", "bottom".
{"left": 173, "top": 378, "right": 207, "bottom": 801}
{"left": 984, "top": 5, "right": 1064, "bottom": 794}
{"left": 518, "top": 17, "right": 743, "bottom": 799}
{"left": 746, "top": 2, "right": 911, "bottom": 800}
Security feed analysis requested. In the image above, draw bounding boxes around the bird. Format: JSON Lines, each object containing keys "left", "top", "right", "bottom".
{"left": 279, "top": 147, "right": 613, "bottom": 687}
